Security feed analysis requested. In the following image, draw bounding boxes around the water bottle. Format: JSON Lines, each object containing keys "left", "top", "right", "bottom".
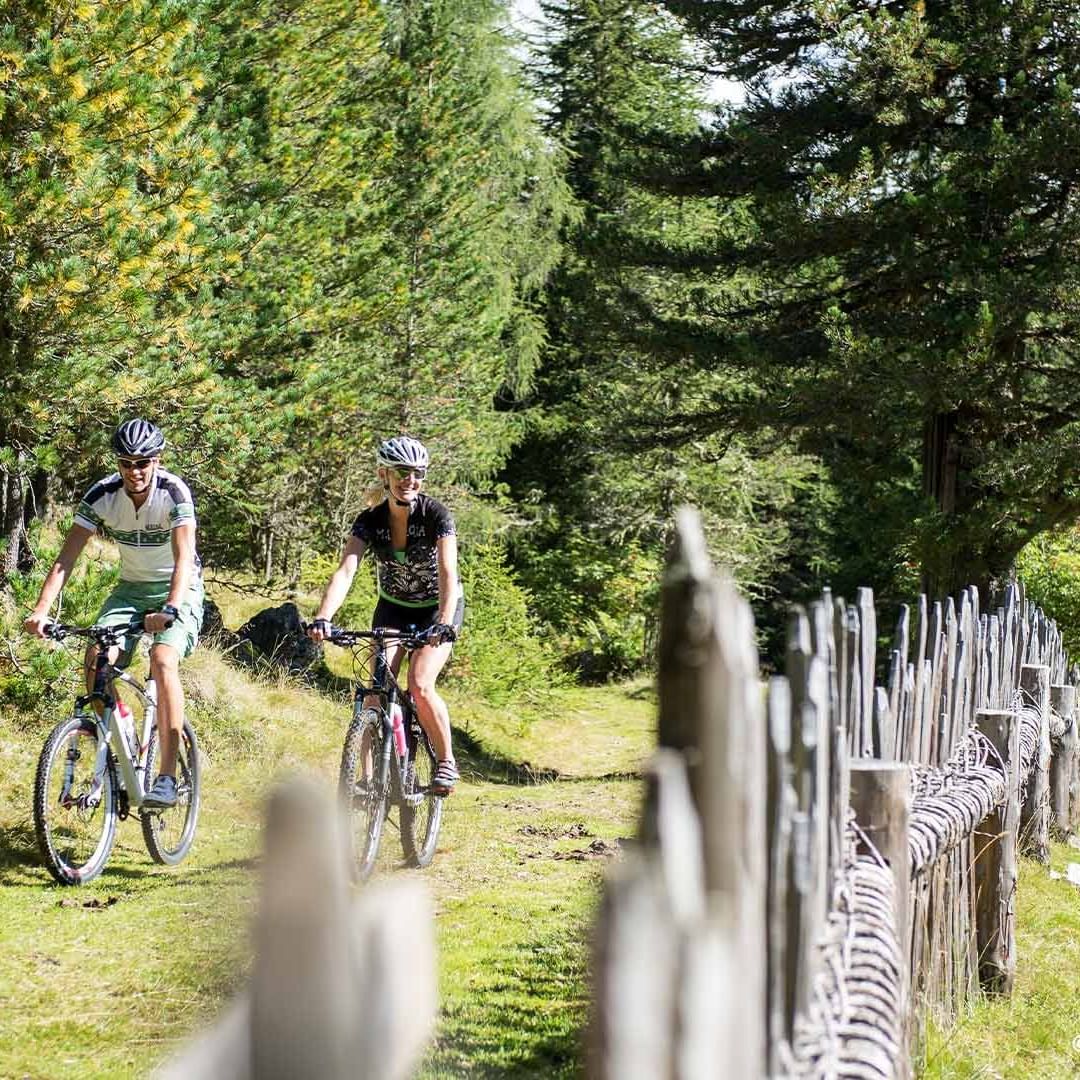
{"left": 390, "top": 701, "right": 407, "bottom": 758}
{"left": 116, "top": 701, "right": 136, "bottom": 758}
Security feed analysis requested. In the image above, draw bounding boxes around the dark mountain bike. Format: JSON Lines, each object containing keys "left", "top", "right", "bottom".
{"left": 32, "top": 619, "right": 201, "bottom": 885}
{"left": 315, "top": 624, "right": 445, "bottom": 882}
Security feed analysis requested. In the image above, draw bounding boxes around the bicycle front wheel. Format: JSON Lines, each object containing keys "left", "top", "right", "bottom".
{"left": 33, "top": 715, "right": 118, "bottom": 885}
{"left": 339, "top": 706, "right": 389, "bottom": 881}
{"left": 141, "top": 720, "right": 201, "bottom": 865}
{"left": 400, "top": 720, "right": 444, "bottom": 868}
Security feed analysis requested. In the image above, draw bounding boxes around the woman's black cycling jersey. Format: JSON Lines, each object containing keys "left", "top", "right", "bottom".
{"left": 350, "top": 494, "right": 455, "bottom": 607}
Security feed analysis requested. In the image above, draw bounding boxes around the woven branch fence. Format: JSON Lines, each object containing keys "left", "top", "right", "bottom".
{"left": 588, "top": 507, "right": 1080, "bottom": 1080}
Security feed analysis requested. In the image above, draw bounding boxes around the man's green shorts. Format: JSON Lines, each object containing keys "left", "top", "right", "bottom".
{"left": 94, "top": 579, "right": 204, "bottom": 663}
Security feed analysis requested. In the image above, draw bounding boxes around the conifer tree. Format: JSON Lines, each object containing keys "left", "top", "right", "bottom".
{"left": 186, "top": 0, "right": 394, "bottom": 569}
{"left": 0, "top": 0, "right": 226, "bottom": 576}
{"left": 502, "top": 0, "right": 833, "bottom": 666}
{"left": 365, "top": 0, "right": 565, "bottom": 485}
{"left": 652, "top": 1, "right": 1080, "bottom": 596}
{"left": 188, "top": 0, "right": 566, "bottom": 573}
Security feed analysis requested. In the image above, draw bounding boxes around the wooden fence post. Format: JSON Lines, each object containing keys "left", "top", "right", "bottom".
{"left": 849, "top": 763, "right": 912, "bottom": 960}
{"left": 1050, "top": 685, "right": 1077, "bottom": 838}
{"left": 786, "top": 609, "right": 830, "bottom": 1025}
{"left": 1019, "top": 664, "right": 1051, "bottom": 863}
{"left": 849, "top": 762, "right": 912, "bottom": 1080}
{"left": 158, "top": 777, "right": 436, "bottom": 1080}
{"left": 766, "top": 676, "right": 796, "bottom": 1070}
{"left": 1073, "top": 726, "right": 1080, "bottom": 834}
{"left": 655, "top": 507, "right": 766, "bottom": 1078}
{"left": 973, "top": 709, "right": 1020, "bottom": 995}
{"left": 590, "top": 750, "right": 713, "bottom": 1080}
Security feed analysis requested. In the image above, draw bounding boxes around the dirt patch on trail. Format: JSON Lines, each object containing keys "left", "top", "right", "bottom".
{"left": 553, "top": 838, "right": 620, "bottom": 861}
{"left": 516, "top": 822, "right": 592, "bottom": 840}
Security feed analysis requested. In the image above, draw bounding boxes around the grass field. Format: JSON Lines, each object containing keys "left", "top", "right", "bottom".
{"left": 6, "top": 581, "right": 1080, "bottom": 1079}
{"left": 918, "top": 841, "right": 1080, "bottom": 1080}
{"left": 0, "top": 612, "right": 654, "bottom": 1079}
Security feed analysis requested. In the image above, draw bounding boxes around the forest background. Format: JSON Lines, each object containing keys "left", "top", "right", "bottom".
{"left": 6, "top": 0, "right": 1080, "bottom": 680}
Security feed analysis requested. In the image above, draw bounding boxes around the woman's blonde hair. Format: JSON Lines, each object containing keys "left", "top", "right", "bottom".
{"left": 363, "top": 469, "right": 388, "bottom": 509}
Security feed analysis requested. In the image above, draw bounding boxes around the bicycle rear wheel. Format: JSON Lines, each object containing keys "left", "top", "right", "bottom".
{"left": 141, "top": 719, "right": 201, "bottom": 865}
{"left": 400, "top": 716, "right": 444, "bottom": 868}
{"left": 339, "top": 706, "right": 389, "bottom": 881}
{"left": 33, "top": 715, "right": 118, "bottom": 885}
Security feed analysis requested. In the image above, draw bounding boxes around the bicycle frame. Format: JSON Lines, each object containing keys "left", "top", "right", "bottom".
{"left": 67, "top": 633, "right": 159, "bottom": 811}
{"left": 333, "top": 627, "right": 432, "bottom": 809}
{"left": 354, "top": 648, "right": 426, "bottom": 808}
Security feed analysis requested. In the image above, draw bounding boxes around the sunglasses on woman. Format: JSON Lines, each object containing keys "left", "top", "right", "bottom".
{"left": 391, "top": 466, "right": 427, "bottom": 480}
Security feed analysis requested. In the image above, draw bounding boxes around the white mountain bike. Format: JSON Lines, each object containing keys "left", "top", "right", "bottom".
{"left": 32, "top": 619, "right": 201, "bottom": 885}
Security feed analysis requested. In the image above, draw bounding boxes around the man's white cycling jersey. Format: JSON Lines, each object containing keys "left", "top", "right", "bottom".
{"left": 74, "top": 468, "right": 200, "bottom": 583}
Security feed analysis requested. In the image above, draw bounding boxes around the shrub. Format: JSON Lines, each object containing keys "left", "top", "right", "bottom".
{"left": 449, "top": 539, "right": 567, "bottom": 705}
{"left": 1, "top": 522, "right": 120, "bottom": 724}
{"left": 509, "top": 527, "right": 659, "bottom": 682}
{"left": 1017, "top": 528, "right": 1080, "bottom": 658}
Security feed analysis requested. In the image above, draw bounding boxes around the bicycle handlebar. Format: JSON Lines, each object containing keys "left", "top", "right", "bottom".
{"left": 44, "top": 614, "right": 171, "bottom": 644}
{"left": 300, "top": 620, "right": 434, "bottom": 649}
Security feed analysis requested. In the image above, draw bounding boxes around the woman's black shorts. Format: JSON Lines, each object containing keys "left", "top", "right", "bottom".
{"left": 371, "top": 595, "right": 464, "bottom": 635}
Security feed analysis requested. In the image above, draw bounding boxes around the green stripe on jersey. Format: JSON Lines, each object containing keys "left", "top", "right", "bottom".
{"left": 377, "top": 586, "right": 438, "bottom": 609}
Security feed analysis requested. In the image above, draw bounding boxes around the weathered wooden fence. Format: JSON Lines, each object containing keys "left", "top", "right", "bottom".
{"left": 589, "top": 507, "right": 1080, "bottom": 1079}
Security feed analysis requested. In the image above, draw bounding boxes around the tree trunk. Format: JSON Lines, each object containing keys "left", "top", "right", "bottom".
{"left": 264, "top": 527, "right": 275, "bottom": 584}
{"left": 1, "top": 455, "right": 27, "bottom": 585}
{"left": 921, "top": 410, "right": 1019, "bottom": 602}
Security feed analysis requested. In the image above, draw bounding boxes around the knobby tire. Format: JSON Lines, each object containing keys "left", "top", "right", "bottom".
{"left": 33, "top": 715, "right": 118, "bottom": 885}
{"left": 141, "top": 719, "right": 201, "bottom": 865}
{"left": 340, "top": 706, "right": 389, "bottom": 882}
{"left": 400, "top": 717, "right": 444, "bottom": 868}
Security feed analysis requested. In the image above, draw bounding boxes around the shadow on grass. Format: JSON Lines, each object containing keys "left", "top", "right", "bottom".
{"left": 0, "top": 822, "right": 259, "bottom": 888}
{"left": 0, "top": 823, "right": 41, "bottom": 881}
{"left": 453, "top": 727, "right": 561, "bottom": 786}
{"left": 454, "top": 731, "right": 643, "bottom": 787}
{"left": 422, "top": 927, "right": 588, "bottom": 1079}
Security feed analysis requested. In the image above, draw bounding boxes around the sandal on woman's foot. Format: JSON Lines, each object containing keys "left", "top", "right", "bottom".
{"left": 432, "top": 759, "right": 459, "bottom": 796}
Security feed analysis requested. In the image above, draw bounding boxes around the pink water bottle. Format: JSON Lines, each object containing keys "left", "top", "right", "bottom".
{"left": 390, "top": 702, "right": 407, "bottom": 758}
{"left": 116, "top": 701, "right": 136, "bottom": 757}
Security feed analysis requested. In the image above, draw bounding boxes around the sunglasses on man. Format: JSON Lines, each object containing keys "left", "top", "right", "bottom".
{"left": 117, "top": 457, "right": 157, "bottom": 470}
{"left": 391, "top": 466, "right": 427, "bottom": 480}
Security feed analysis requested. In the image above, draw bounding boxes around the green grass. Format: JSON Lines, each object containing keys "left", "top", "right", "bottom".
{"left": 0, "top": 604, "right": 653, "bottom": 1079}
{"left": 918, "top": 842, "right": 1080, "bottom": 1079}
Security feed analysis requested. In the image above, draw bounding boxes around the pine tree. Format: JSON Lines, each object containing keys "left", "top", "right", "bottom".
{"left": 186, "top": 0, "right": 567, "bottom": 574}
{"left": 650, "top": 1, "right": 1080, "bottom": 596}
{"left": 364, "top": 0, "right": 565, "bottom": 484}
{"left": 501, "top": 0, "right": 835, "bottom": 667}
{"left": 0, "top": 0, "right": 227, "bottom": 577}
{"left": 184, "top": 0, "right": 395, "bottom": 570}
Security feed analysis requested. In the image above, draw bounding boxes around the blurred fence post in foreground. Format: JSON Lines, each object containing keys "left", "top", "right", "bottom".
{"left": 157, "top": 777, "right": 435, "bottom": 1080}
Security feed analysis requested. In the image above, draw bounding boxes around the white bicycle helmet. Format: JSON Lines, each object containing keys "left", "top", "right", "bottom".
{"left": 112, "top": 418, "right": 165, "bottom": 457}
{"left": 376, "top": 436, "right": 430, "bottom": 470}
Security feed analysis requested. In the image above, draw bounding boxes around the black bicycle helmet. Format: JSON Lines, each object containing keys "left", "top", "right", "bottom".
{"left": 111, "top": 418, "right": 165, "bottom": 457}
{"left": 376, "top": 435, "right": 430, "bottom": 470}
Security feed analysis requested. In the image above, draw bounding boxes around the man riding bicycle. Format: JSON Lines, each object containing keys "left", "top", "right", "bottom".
{"left": 24, "top": 418, "right": 204, "bottom": 809}
{"left": 308, "top": 435, "right": 463, "bottom": 794}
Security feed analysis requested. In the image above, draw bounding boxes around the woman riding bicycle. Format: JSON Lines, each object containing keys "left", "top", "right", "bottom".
{"left": 308, "top": 436, "right": 463, "bottom": 795}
